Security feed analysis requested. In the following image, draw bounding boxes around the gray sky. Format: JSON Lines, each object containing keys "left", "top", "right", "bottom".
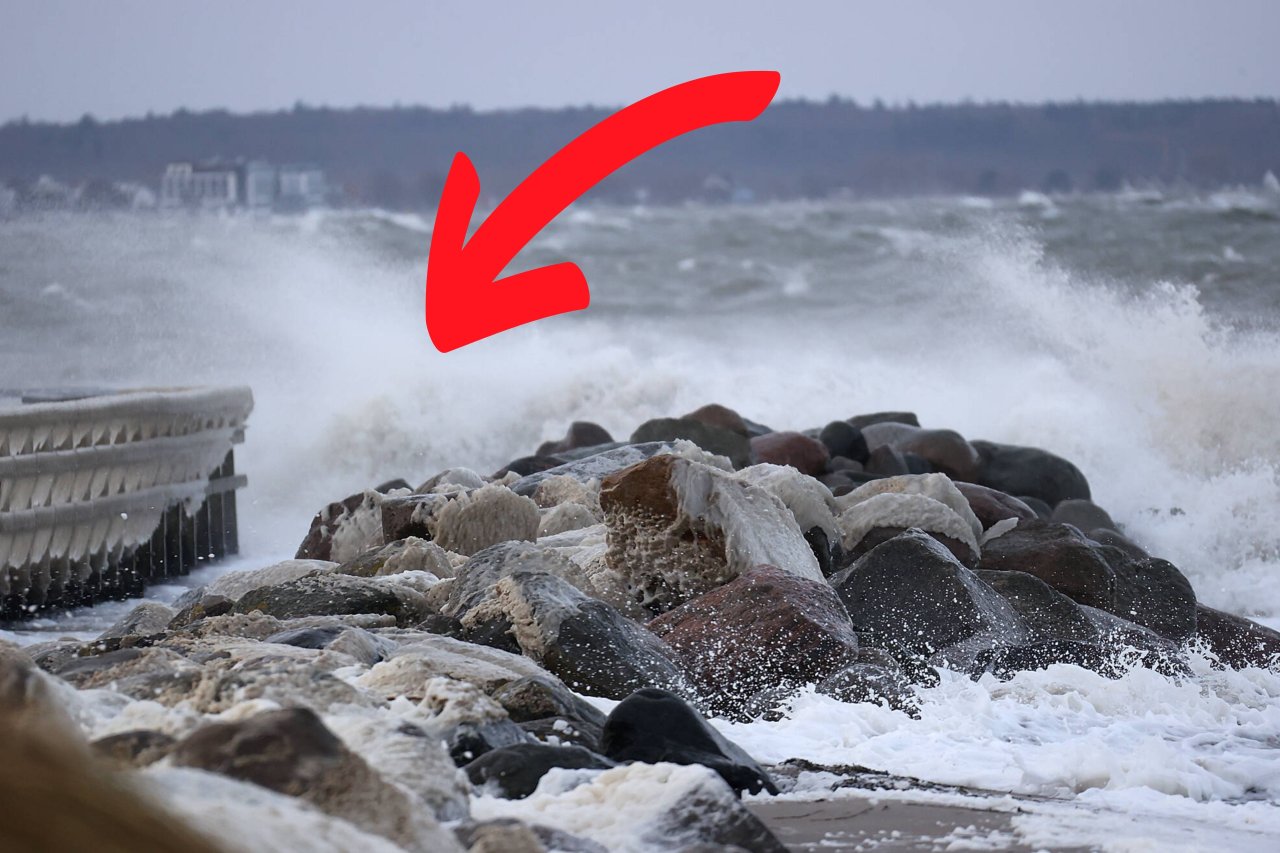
{"left": 4, "top": 0, "right": 1278, "bottom": 123}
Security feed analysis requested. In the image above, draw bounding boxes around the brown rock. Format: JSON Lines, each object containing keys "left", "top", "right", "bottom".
{"left": 749, "top": 431, "right": 830, "bottom": 476}
{"left": 682, "top": 403, "right": 750, "bottom": 438}
{"left": 846, "top": 411, "right": 920, "bottom": 429}
{"left": 954, "top": 483, "right": 1038, "bottom": 530}
{"left": 978, "top": 519, "right": 1115, "bottom": 609}
{"left": 862, "top": 424, "right": 981, "bottom": 482}
{"left": 648, "top": 565, "right": 859, "bottom": 716}
{"left": 295, "top": 491, "right": 369, "bottom": 561}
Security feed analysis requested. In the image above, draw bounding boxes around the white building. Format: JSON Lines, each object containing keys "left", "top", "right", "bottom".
{"left": 278, "top": 164, "right": 327, "bottom": 208}
{"left": 160, "top": 162, "right": 239, "bottom": 209}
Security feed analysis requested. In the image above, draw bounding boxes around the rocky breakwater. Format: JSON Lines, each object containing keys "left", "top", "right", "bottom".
{"left": 6, "top": 404, "right": 1280, "bottom": 852}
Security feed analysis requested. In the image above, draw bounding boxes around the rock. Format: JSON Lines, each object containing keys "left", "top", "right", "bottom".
{"left": 419, "top": 677, "right": 533, "bottom": 766}
{"left": 601, "top": 688, "right": 778, "bottom": 796}
{"left": 509, "top": 442, "right": 679, "bottom": 496}
{"left": 0, "top": 645, "right": 78, "bottom": 736}
{"left": 381, "top": 485, "right": 540, "bottom": 556}
{"left": 168, "top": 593, "right": 235, "bottom": 629}
{"left": 1019, "top": 495, "right": 1054, "bottom": 519}
{"left": 862, "top": 424, "right": 982, "bottom": 482}
{"left": 1077, "top": 607, "right": 1190, "bottom": 676}
{"left": 232, "top": 572, "right": 422, "bottom": 625}
{"left": 954, "top": 482, "right": 1038, "bottom": 530}
{"left": 1053, "top": 499, "right": 1120, "bottom": 535}
{"left": 441, "top": 541, "right": 595, "bottom": 621}
{"left": 538, "top": 503, "right": 600, "bottom": 538}
{"left": 835, "top": 474, "right": 983, "bottom": 567}
{"left": 496, "top": 455, "right": 569, "bottom": 478}
{"left": 491, "top": 675, "right": 608, "bottom": 728}
{"left": 682, "top": 404, "right": 752, "bottom": 438}
{"left": 296, "top": 489, "right": 396, "bottom": 562}
{"left": 325, "top": 714, "right": 471, "bottom": 822}
{"left": 456, "top": 819, "right": 608, "bottom": 853}
{"left": 818, "top": 421, "right": 869, "bottom": 464}
{"left": 978, "top": 520, "right": 1197, "bottom": 641}
{"left": 1193, "top": 605, "right": 1280, "bottom": 669}
{"left": 978, "top": 519, "right": 1113, "bottom": 609}
{"left": 975, "top": 570, "right": 1099, "bottom": 643}
{"left": 600, "top": 455, "right": 823, "bottom": 612}
{"left": 98, "top": 602, "right": 176, "bottom": 641}
{"left": 54, "top": 647, "right": 205, "bottom": 700}
{"left": 648, "top": 565, "right": 859, "bottom": 717}
{"left": 356, "top": 633, "right": 556, "bottom": 697}
{"left": 972, "top": 440, "right": 1091, "bottom": 507}
{"left": 830, "top": 530, "right": 1026, "bottom": 658}
{"left": 815, "top": 657, "right": 918, "bottom": 714}
{"left": 973, "top": 640, "right": 1123, "bottom": 679}
{"left": 337, "top": 537, "right": 455, "bottom": 578}
{"left": 538, "top": 422, "right": 615, "bottom": 457}
{"left": 465, "top": 742, "right": 616, "bottom": 799}
{"left": 631, "top": 418, "right": 752, "bottom": 469}
{"left": 264, "top": 625, "right": 397, "bottom": 666}
{"left": 748, "top": 431, "right": 829, "bottom": 476}
{"left": 169, "top": 707, "right": 451, "bottom": 850}
{"left": 90, "top": 729, "right": 176, "bottom": 769}
{"left": 863, "top": 444, "right": 912, "bottom": 477}
{"left": 459, "top": 568, "right": 694, "bottom": 700}
{"left": 472, "top": 762, "right": 785, "bottom": 852}
{"left": 846, "top": 411, "right": 919, "bottom": 429}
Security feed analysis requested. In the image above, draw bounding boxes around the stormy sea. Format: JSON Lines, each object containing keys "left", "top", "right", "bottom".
{"left": 3, "top": 184, "right": 1280, "bottom": 850}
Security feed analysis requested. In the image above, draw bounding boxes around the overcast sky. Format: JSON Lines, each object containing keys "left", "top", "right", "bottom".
{"left": 4, "top": 0, "right": 1278, "bottom": 123}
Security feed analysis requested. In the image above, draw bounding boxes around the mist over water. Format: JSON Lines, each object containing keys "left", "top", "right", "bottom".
{"left": 2, "top": 190, "right": 1279, "bottom": 621}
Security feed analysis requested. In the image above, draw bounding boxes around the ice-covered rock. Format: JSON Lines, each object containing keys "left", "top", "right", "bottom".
{"left": 336, "top": 536, "right": 455, "bottom": 578}
{"left": 297, "top": 490, "right": 401, "bottom": 563}
{"left": 380, "top": 484, "right": 540, "bottom": 556}
{"left": 600, "top": 454, "right": 823, "bottom": 612}
{"left": 835, "top": 473, "right": 983, "bottom": 566}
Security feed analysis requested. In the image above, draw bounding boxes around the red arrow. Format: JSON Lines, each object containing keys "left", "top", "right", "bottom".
{"left": 425, "top": 71, "right": 781, "bottom": 352}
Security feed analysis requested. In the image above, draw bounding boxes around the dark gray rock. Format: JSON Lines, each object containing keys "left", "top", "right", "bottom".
{"left": 447, "top": 719, "right": 533, "bottom": 766}
{"left": 1053, "top": 499, "right": 1120, "bottom": 534}
{"left": 601, "top": 688, "right": 778, "bottom": 796}
{"left": 816, "top": 655, "right": 918, "bottom": 715}
{"left": 972, "top": 640, "right": 1122, "bottom": 679}
{"left": 98, "top": 602, "right": 175, "bottom": 641}
{"left": 975, "top": 569, "right": 1099, "bottom": 643}
{"left": 465, "top": 742, "right": 616, "bottom": 799}
{"left": 538, "top": 422, "right": 616, "bottom": 457}
{"left": 846, "top": 412, "right": 920, "bottom": 429}
{"left": 1194, "top": 604, "right": 1280, "bottom": 669}
{"left": 818, "top": 421, "right": 869, "bottom": 464}
{"left": 831, "top": 530, "right": 1027, "bottom": 657}
{"left": 972, "top": 440, "right": 1091, "bottom": 507}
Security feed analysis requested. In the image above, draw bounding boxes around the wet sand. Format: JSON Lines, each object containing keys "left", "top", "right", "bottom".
{"left": 750, "top": 796, "right": 1091, "bottom": 852}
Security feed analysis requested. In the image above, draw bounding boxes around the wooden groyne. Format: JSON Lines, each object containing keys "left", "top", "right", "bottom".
{"left": 0, "top": 386, "right": 253, "bottom": 619}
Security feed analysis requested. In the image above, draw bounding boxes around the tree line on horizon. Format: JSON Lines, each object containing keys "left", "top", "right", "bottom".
{"left": 2, "top": 98, "right": 1278, "bottom": 209}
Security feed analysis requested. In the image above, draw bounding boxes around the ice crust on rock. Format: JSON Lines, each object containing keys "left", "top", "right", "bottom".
{"left": 736, "top": 462, "right": 840, "bottom": 542}
{"left": 416, "top": 484, "right": 541, "bottom": 556}
{"left": 836, "top": 473, "right": 983, "bottom": 558}
{"left": 602, "top": 455, "right": 823, "bottom": 611}
{"left": 472, "top": 762, "right": 785, "bottom": 853}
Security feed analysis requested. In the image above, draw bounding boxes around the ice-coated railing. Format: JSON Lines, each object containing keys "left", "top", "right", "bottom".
{"left": 0, "top": 386, "right": 253, "bottom": 618}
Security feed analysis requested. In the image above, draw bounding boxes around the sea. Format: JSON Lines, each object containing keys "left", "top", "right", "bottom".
{"left": 2, "top": 185, "right": 1280, "bottom": 850}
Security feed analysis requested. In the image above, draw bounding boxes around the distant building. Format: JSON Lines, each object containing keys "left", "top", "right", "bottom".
{"left": 160, "top": 161, "right": 239, "bottom": 209}
{"left": 159, "top": 159, "right": 327, "bottom": 211}
{"left": 277, "top": 164, "right": 327, "bottom": 209}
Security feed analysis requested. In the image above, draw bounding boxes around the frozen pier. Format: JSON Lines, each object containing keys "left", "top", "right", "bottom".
{"left": 0, "top": 386, "right": 253, "bottom": 619}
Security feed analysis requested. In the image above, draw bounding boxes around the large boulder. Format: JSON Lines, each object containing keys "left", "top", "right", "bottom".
{"left": 600, "top": 688, "right": 778, "bottom": 796}
{"left": 735, "top": 463, "right": 842, "bottom": 574}
{"left": 648, "top": 565, "right": 859, "bottom": 716}
{"left": 818, "top": 421, "right": 869, "bottom": 464}
{"left": 599, "top": 455, "right": 823, "bottom": 613}
{"left": 380, "top": 485, "right": 540, "bottom": 556}
{"left": 971, "top": 440, "right": 1091, "bottom": 507}
{"left": 509, "top": 442, "right": 678, "bottom": 497}
{"left": 830, "top": 529, "right": 1026, "bottom": 658}
{"left": 749, "top": 431, "right": 830, "bottom": 476}
{"left": 231, "top": 573, "right": 423, "bottom": 625}
{"left": 458, "top": 568, "right": 695, "bottom": 701}
{"left": 978, "top": 520, "right": 1197, "bottom": 641}
{"left": 682, "top": 403, "right": 753, "bottom": 438}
